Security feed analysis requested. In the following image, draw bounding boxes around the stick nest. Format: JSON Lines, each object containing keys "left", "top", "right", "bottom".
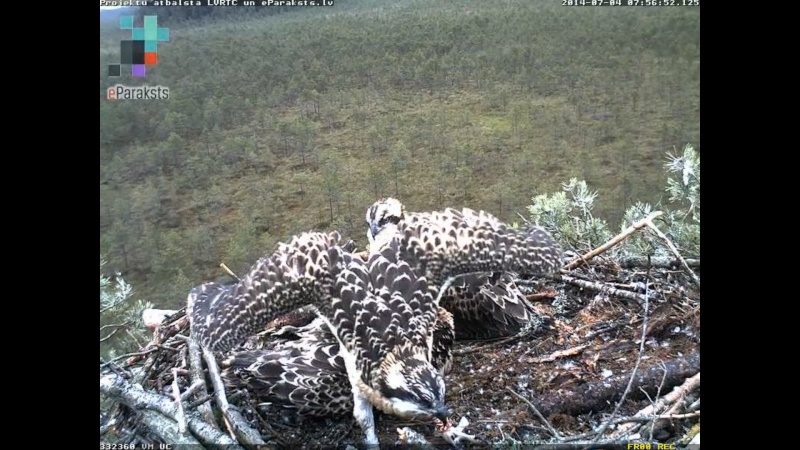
{"left": 100, "top": 254, "right": 700, "bottom": 449}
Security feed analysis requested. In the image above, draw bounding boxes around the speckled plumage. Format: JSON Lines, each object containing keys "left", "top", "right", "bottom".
{"left": 440, "top": 272, "right": 538, "bottom": 340}
{"left": 189, "top": 202, "right": 560, "bottom": 444}
{"left": 366, "top": 198, "right": 560, "bottom": 339}
{"left": 222, "top": 307, "right": 454, "bottom": 417}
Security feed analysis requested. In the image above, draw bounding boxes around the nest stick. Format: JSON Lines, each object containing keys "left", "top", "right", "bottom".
{"left": 180, "top": 380, "right": 205, "bottom": 402}
{"left": 170, "top": 368, "right": 188, "bottom": 434}
{"left": 610, "top": 372, "right": 700, "bottom": 439}
{"left": 562, "top": 211, "right": 663, "bottom": 271}
{"left": 187, "top": 339, "right": 216, "bottom": 425}
{"left": 524, "top": 343, "right": 591, "bottom": 363}
{"left": 611, "top": 411, "right": 700, "bottom": 424}
{"left": 559, "top": 274, "right": 650, "bottom": 306}
{"left": 619, "top": 256, "right": 699, "bottom": 269}
{"left": 202, "top": 347, "right": 267, "bottom": 446}
{"left": 219, "top": 263, "right": 241, "bottom": 282}
{"left": 586, "top": 267, "right": 652, "bottom": 447}
{"left": 139, "top": 410, "right": 203, "bottom": 445}
{"left": 100, "top": 371, "right": 243, "bottom": 448}
{"left": 506, "top": 387, "right": 563, "bottom": 440}
{"left": 643, "top": 218, "right": 701, "bottom": 288}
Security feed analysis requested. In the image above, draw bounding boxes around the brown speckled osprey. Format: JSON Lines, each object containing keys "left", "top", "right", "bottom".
{"left": 222, "top": 306, "right": 455, "bottom": 419}
{"left": 188, "top": 202, "right": 561, "bottom": 445}
{"left": 366, "top": 198, "right": 555, "bottom": 339}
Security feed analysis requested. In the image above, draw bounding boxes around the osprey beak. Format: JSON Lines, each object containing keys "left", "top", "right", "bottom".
{"left": 432, "top": 404, "right": 449, "bottom": 421}
{"left": 370, "top": 222, "right": 379, "bottom": 239}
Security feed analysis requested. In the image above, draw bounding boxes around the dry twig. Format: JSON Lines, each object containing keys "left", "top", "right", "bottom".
{"left": 562, "top": 211, "right": 663, "bottom": 271}
{"left": 642, "top": 217, "right": 701, "bottom": 288}
{"left": 170, "top": 368, "right": 187, "bottom": 434}
{"left": 219, "top": 262, "right": 240, "bottom": 281}
{"left": 525, "top": 290, "right": 557, "bottom": 302}
{"left": 99, "top": 371, "right": 244, "bottom": 448}
{"left": 506, "top": 387, "right": 563, "bottom": 440}
{"left": 186, "top": 339, "right": 216, "bottom": 425}
{"left": 524, "top": 343, "right": 590, "bottom": 363}
{"left": 618, "top": 256, "right": 699, "bottom": 269}
{"left": 585, "top": 265, "right": 652, "bottom": 447}
{"left": 201, "top": 348, "right": 267, "bottom": 446}
{"left": 558, "top": 274, "right": 651, "bottom": 306}
{"left": 610, "top": 372, "right": 700, "bottom": 439}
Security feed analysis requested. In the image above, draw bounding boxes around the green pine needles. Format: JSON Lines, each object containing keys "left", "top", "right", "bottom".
{"left": 100, "top": 257, "right": 153, "bottom": 360}
{"left": 528, "top": 144, "right": 700, "bottom": 259}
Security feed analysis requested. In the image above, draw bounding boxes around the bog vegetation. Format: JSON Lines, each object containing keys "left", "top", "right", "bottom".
{"left": 100, "top": 0, "right": 699, "bottom": 318}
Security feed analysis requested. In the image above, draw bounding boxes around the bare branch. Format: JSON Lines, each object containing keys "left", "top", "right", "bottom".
{"left": 138, "top": 410, "right": 204, "bottom": 446}
{"left": 171, "top": 369, "right": 187, "bottom": 434}
{"left": 202, "top": 347, "right": 267, "bottom": 446}
{"left": 557, "top": 274, "right": 651, "bottom": 306}
{"left": 610, "top": 372, "right": 700, "bottom": 439}
{"left": 100, "top": 326, "right": 126, "bottom": 343}
{"left": 219, "top": 263, "right": 241, "bottom": 282}
{"left": 586, "top": 265, "right": 652, "bottom": 447}
{"left": 618, "top": 256, "right": 699, "bottom": 269}
{"left": 187, "top": 339, "right": 216, "bottom": 425}
{"left": 562, "top": 211, "right": 663, "bottom": 271}
{"left": 506, "top": 388, "right": 563, "bottom": 440}
{"left": 643, "top": 218, "right": 701, "bottom": 288}
{"left": 99, "top": 371, "right": 243, "bottom": 448}
{"left": 100, "top": 322, "right": 132, "bottom": 333}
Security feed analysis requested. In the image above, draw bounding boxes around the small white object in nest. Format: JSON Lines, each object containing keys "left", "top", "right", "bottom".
{"left": 397, "top": 417, "right": 476, "bottom": 448}
{"left": 396, "top": 426, "right": 430, "bottom": 445}
{"left": 437, "top": 417, "right": 476, "bottom": 446}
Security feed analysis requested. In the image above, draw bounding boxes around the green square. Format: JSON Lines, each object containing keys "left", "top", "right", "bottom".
{"left": 132, "top": 28, "right": 145, "bottom": 40}
{"left": 157, "top": 28, "right": 169, "bottom": 41}
{"left": 144, "top": 16, "right": 158, "bottom": 41}
{"left": 119, "top": 15, "right": 133, "bottom": 29}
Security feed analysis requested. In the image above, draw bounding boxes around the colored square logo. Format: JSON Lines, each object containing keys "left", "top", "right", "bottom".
{"left": 107, "top": 15, "right": 169, "bottom": 79}
{"left": 119, "top": 15, "right": 133, "bottom": 29}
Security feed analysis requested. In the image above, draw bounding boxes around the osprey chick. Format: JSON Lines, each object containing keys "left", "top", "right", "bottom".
{"left": 366, "top": 198, "right": 558, "bottom": 339}
{"left": 188, "top": 232, "right": 452, "bottom": 445}
{"left": 222, "top": 307, "right": 454, "bottom": 419}
{"left": 190, "top": 203, "right": 560, "bottom": 445}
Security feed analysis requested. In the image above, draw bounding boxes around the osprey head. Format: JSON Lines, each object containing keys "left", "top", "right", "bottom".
{"left": 365, "top": 198, "right": 406, "bottom": 249}
{"left": 376, "top": 346, "right": 448, "bottom": 421}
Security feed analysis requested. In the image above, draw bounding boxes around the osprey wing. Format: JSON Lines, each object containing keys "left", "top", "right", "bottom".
{"left": 390, "top": 208, "right": 562, "bottom": 287}
{"left": 187, "top": 231, "right": 358, "bottom": 352}
{"left": 330, "top": 246, "right": 438, "bottom": 383}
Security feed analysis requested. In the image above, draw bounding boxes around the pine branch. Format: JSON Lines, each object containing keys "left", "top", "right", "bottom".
{"left": 562, "top": 211, "right": 663, "bottom": 271}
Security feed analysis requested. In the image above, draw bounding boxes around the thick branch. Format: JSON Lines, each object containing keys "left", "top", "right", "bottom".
{"left": 618, "top": 256, "right": 699, "bottom": 269}
{"left": 610, "top": 372, "right": 700, "bottom": 439}
{"left": 100, "top": 371, "right": 243, "bottom": 448}
{"left": 187, "top": 339, "right": 216, "bottom": 425}
{"left": 558, "top": 274, "right": 650, "bottom": 306}
{"left": 202, "top": 348, "right": 267, "bottom": 446}
{"left": 521, "top": 353, "right": 700, "bottom": 418}
{"left": 139, "top": 410, "right": 203, "bottom": 445}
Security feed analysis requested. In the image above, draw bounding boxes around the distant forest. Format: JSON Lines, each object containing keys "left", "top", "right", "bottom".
{"left": 99, "top": 0, "right": 700, "bottom": 310}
